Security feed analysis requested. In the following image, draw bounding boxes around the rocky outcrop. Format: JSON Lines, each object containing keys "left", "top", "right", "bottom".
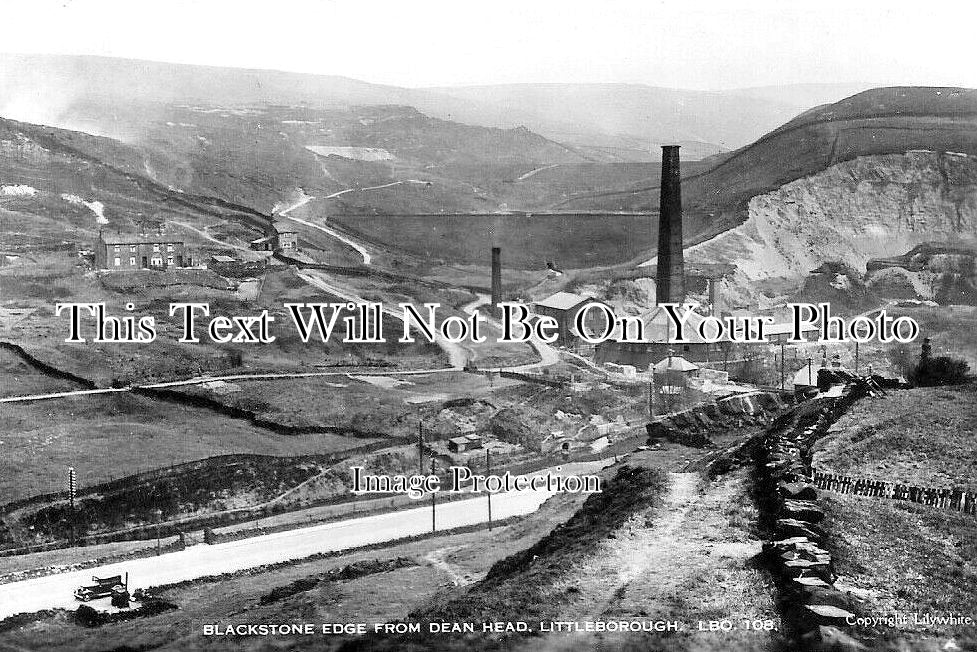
{"left": 646, "top": 391, "right": 788, "bottom": 448}
{"left": 688, "top": 151, "right": 977, "bottom": 303}
{"left": 865, "top": 242, "right": 977, "bottom": 303}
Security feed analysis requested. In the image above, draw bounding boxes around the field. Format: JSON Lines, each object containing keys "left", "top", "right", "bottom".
{"left": 811, "top": 384, "right": 977, "bottom": 491}
{"left": 332, "top": 213, "right": 656, "bottom": 269}
{"left": 821, "top": 495, "right": 977, "bottom": 648}
{"left": 808, "top": 383, "right": 977, "bottom": 649}
{"left": 0, "top": 392, "right": 381, "bottom": 503}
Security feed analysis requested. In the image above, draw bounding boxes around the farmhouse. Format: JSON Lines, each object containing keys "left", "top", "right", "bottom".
{"left": 251, "top": 220, "right": 299, "bottom": 253}
{"left": 272, "top": 220, "right": 299, "bottom": 252}
{"left": 95, "top": 229, "right": 191, "bottom": 270}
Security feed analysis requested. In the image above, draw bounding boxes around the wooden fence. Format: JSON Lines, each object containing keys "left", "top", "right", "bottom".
{"left": 813, "top": 469, "right": 977, "bottom": 515}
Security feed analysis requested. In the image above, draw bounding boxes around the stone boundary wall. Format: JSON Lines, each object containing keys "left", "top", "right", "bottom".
{"left": 755, "top": 382, "right": 873, "bottom": 651}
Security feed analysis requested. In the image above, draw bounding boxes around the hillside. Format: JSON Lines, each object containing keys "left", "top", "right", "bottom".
{"left": 564, "top": 87, "right": 977, "bottom": 219}
{"left": 554, "top": 87, "right": 977, "bottom": 289}
{"left": 0, "top": 55, "right": 865, "bottom": 164}
{"left": 0, "top": 117, "right": 263, "bottom": 233}
{"left": 424, "top": 83, "right": 817, "bottom": 160}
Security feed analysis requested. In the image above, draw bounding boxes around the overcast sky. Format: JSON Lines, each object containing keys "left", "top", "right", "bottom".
{"left": 2, "top": 0, "right": 974, "bottom": 90}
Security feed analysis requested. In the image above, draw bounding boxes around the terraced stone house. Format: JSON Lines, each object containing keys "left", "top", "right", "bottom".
{"left": 95, "top": 230, "right": 191, "bottom": 270}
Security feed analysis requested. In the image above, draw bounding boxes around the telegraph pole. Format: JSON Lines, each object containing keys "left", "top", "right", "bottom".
{"left": 418, "top": 421, "right": 424, "bottom": 476}
{"left": 154, "top": 508, "right": 163, "bottom": 556}
{"left": 486, "top": 449, "right": 493, "bottom": 531}
{"left": 430, "top": 459, "right": 437, "bottom": 533}
{"left": 648, "top": 377, "right": 655, "bottom": 418}
{"left": 67, "top": 467, "right": 76, "bottom": 546}
{"left": 780, "top": 341, "right": 786, "bottom": 390}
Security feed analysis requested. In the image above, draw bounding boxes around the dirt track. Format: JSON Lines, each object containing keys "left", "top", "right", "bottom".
{"left": 529, "top": 470, "right": 783, "bottom": 652}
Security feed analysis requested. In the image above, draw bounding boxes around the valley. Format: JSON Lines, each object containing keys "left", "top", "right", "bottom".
{"left": 0, "top": 53, "right": 975, "bottom": 652}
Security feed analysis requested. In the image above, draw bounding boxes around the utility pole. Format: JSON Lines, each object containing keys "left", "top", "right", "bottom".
{"left": 780, "top": 341, "right": 786, "bottom": 391}
{"left": 418, "top": 421, "right": 424, "bottom": 477}
{"left": 430, "top": 458, "right": 437, "bottom": 533}
{"left": 154, "top": 508, "right": 163, "bottom": 556}
{"left": 486, "top": 449, "right": 493, "bottom": 531}
{"left": 854, "top": 340, "right": 860, "bottom": 374}
{"left": 648, "top": 376, "right": 655, "bottom": 418}
{"left": 67, "top": 467, "right": 76, "bottom": 546}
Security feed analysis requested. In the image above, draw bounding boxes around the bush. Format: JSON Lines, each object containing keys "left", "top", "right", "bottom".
{"left": 75, "top": 604, "right": 108, "bottom": 627}
{"left": 887, "top": 343, "right": 916, "bottom": 379}
{"left": 911, "top": 355, "right": 970, "bottom": 386}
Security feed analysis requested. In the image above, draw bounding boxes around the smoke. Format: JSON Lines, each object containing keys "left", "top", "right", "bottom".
{"left": 0, "top": 54, "right": 140, "bottom": 141}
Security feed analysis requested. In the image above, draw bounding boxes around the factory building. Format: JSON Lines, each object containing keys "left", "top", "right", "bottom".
{"left": 593, "top": 305, "right": 730, "bottom": 368}
{"left": 533, "top": 292, "right": 613, "bottom": 347}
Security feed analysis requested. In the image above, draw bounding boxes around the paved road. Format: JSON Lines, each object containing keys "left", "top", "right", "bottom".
{"left": 516, "top": 163, "right": 560, "bottom": 181}
{"left": 0, "top": 461, "right": 607, "bottom": 620}
{"left": 283, "top": 213, "right": 372, "bottom": 265}
{"left": 461, "top": 293, "right": 560, "bottom": 371}
{"left": 0, "top": 367, "right": 459, "bottom": 404}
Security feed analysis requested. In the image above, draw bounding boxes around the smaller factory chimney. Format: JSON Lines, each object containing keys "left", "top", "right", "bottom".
{"left": 491, "top": 247, "right": 502, "bottom": 313}
{"left": 656, "top": 145, "right": 685, "bottom": 305}
{"left": 708, "top": 278, "right": 721, "bottom": 316}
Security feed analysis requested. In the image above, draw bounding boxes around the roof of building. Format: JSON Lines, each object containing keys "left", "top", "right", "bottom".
{"left": 272, "top": 219, "right": 297, "bottom": 233}
{"left": 652, "top": 355, "right": 699, "bottom": 373}
{"left": 766, "top": 321, "right": 821, "bottom": 337}
{"left": 604, "top": 305, "right": 730, "bottom": 344}
{"left": 448, "top": 436, "right": 472, "bottom": 445}
{"left": 534, "top": 291, "right": 594, "bottom": 311}
{"left": 100, "top": 232, "right": 183, "bottom": 245}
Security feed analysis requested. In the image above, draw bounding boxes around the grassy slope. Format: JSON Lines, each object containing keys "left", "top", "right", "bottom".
{"left": 822, "top": 495, "right": 977, "bottom": 648}
{"left": 813, "top": 383, "right": 977, "bottom": 648}
{"left": 0, "top": 391, "right": 376, "bottom": 503}
{"left": 335, "top": 464, "right": 670, "bottom": 652}
{"left": 811, "top": 384, "right": 977, "bottom": 491}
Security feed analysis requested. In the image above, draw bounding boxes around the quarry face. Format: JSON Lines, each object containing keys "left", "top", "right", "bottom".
{"left": 688, "top": 151, "right": 977, "bottom": 303}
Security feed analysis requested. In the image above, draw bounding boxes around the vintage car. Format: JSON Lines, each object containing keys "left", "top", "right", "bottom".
{"left": 73, "top": 574, "right": 126, "bottom": 602}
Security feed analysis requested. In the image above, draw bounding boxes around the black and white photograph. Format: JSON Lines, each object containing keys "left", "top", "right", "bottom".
{"left": 0, "top": 1, "right": 975, "bottom": 650}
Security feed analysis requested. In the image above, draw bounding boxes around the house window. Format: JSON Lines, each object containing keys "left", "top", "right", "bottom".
{"left": 130, "top": 245, "right": 136, "bottom": 252}
{"left": 114, "top": 257, "right": 121, "bottom": 266}
{"left": 153, "top": 244, "right": 160, "bottom": 252}
{"left": 114, "top": 245, "right": 121, "bottom": 252}
{"left": 167, "top": 255, "right": 174, "bottom": 265}
{"left": 129, "top": 257, "right": 136, "bottom": 266}
{"left": 152, "top": 257, "right": 162, "bottom": 266}
{"left": 167, "top": 244, "right": 174, "bottom": 252}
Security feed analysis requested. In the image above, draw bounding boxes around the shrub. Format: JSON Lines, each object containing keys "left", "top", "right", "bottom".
{"left": 911, "top": 355, "right": 970, "bottom": 386}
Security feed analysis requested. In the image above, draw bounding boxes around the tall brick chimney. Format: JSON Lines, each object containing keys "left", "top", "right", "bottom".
{"left": 656, "top": 145, "right": 684, "bottom": 304}
{"left": 491, "top": 247, "right": 502, "bottom": 311}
